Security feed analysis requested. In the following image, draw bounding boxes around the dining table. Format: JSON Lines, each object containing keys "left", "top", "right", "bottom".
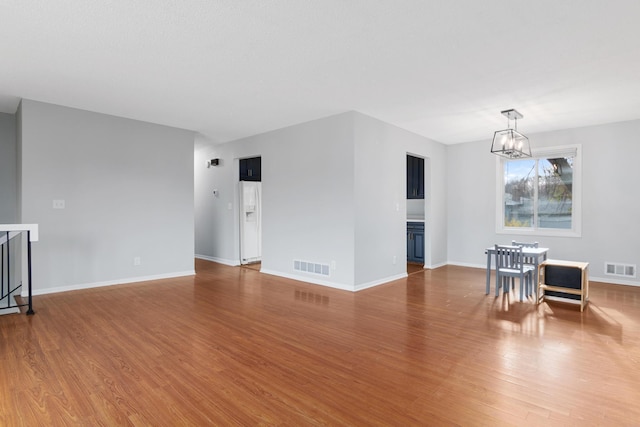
{"left": 485, "top": 245, "right": 549, "bottom": 295}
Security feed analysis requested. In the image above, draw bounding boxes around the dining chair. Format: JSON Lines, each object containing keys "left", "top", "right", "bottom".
{"left": 511, "top": 240, "right": 539, "bottom": 296}
{"left": 494, "top": 244, "right": 535, "bottom": 301}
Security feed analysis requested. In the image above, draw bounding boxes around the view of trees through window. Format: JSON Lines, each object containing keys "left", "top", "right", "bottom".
{"left": 503, "top": 156, "right": 573, "bottom": 229}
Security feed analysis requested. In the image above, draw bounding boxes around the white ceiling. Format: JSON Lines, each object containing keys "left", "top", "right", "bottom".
{"left": 2, "top": 1, "right": 640, "bottom": 146}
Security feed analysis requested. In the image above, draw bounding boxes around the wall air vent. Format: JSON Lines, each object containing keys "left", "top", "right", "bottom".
{"left": 604, "top": 262, "right": 636, "bottom": 278}
{"left": 294, "top": 260, "right": 330, "bottom": 276}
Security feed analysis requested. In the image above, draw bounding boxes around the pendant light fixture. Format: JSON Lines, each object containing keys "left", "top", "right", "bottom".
{"left": 490, "top": 109, "right": 531, "bottom": 159}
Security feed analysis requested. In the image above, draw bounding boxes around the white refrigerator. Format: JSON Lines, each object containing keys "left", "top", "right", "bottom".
{"left": 239, "top": 181, "right": 262, "bottom": 264}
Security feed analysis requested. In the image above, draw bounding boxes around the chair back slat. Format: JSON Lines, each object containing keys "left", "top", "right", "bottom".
{"left": 494, "top": 244, "right": 524, "bottom": 272}
{"left": 494, "top": 244, "right": 535, "bottom": 300}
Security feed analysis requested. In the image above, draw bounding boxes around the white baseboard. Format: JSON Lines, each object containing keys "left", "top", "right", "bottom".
{"left": 590, "top": 276, "right": 640, "bottom": 287}
{"left": 260, "top": 269, "right": 409, "bottom": 292}
{"left": 0, "top": 294, "right": 21, "bottom": 315}
{"left": 354, "top": 273, "right": 408, "bottom": 291}
{"left": 425, "top": 261, "right": 448, "bottom": 269}
{"left": 260, "top": 269, "right": 355, "bottom": 292}
{"left": 446, "top": 261, "right": 486, "bottom": 270}
{"left": 195, "top": 254, "right": 240, "bottom": 266}
{"left": 25, "top": 270, "right": 196, "bottom": 297}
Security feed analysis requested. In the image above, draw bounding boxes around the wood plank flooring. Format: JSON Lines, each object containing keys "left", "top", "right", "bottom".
{"left": 1, "top": 259, "right": 640, "bottom": 426}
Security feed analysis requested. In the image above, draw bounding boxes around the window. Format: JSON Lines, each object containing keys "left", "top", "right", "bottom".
{"left": 496, "top": 145, "right": 581, "bottom": 237}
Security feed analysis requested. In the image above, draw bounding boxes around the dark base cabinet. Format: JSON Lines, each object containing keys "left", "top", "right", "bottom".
{"left": 407, "top": 222, "right": 425, "bottom": 263}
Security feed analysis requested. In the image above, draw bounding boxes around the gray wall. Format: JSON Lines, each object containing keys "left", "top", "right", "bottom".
{"left": 195, "top": 111, "right": 448, "bottom": 291}
{"left": 0, "top": 112, "right": 20, "bottom": 291}
{"left": 0, "top": 112, "right": 17, "bottom": 223}
{"left": 195, "top": 112, "right": 357, "bottom": 288}
{"left": 19, "top": 100, "right": 195, "bottom": 294}
{"left": 261, "top": 113, "right": 356, "bottom": 288}
{"left": 447, "top": 118, "right": 640, "bottom": 285}
{"left": 353, "top": 113, "right": 447, "bottom": 288}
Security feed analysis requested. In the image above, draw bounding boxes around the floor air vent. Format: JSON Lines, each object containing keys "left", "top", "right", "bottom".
{"left": 605, "top": 262, "right": 636, "bottom": 278}
{"left": 294, "top": 260, "right": 330, "bottom": 276}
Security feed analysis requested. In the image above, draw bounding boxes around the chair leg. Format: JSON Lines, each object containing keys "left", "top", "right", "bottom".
{"left": 519, "top": 276, "right": 524, "bottom": 302}
{"left": 525, "top": 273, "right": 533, "bottom": 298}
{"left": 528, "top": 274, "right": 533, "bottom": 297}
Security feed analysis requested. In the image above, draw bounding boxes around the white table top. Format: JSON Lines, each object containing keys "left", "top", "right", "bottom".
{"left": 486, "top": 246, "right": 548, "bottom": 255}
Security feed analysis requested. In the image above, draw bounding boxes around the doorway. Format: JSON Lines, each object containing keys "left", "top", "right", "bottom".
{"left": 239, "top": 156, "right": 262, "bottom": 266}
{"left": 406, "top": 154, "right": 426, "bottom": 272}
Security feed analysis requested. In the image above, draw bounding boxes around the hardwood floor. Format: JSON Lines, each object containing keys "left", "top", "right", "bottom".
{"left": 2, "top": 259, "right": 640, "bottom": 426}
{"left": 407, "top": 262, "right": 424, "bottom": 275}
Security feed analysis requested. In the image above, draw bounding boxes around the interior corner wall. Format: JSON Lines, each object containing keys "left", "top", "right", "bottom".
{"left": 195, "top": 112, "right": 356, "bottom": 290}
{"left": 0, "top": 112, "right": 18, "bottom": 223}
{"left": 352, "top": 112, "right": 448, "bottom": 288}
{"left": 194, "top": 144, "right": 216, "bottom": 260}
{"left": 0, "top": 111, "right": 20, "bottom": 291}
{"left": 19, "top": 100, "right": 196, "bottom": 294}
{"left": 195, "top": 111, "right": 449, "bottom": 291}
{"left": 445, "top": 139, "right": 496, "bottom": 267}
{"left": 353, "top": 113, "right": 406, "bottom": 288}
{"left": 412, "top": 134, "right": 448, "bottom": 269}
{"left": 446, "top": 118, "right": 640, "bottom": 286}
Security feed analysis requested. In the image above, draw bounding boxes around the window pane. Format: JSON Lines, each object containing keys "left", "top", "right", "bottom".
{"left": 504, "top": 159, "right": 535, "bottom": 227}
{"left": 537, "top": 157, "right": 573, "bottom": 229}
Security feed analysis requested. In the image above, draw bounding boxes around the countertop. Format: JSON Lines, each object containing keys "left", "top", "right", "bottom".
{"left": 406, "top": 217, "right": 425, "bottom": 223}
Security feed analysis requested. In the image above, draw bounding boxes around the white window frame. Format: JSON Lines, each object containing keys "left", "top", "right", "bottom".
{"left": 496, "top": 144, "right": 582, "bottom": 237}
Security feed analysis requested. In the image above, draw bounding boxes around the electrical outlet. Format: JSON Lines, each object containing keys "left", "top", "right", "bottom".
{"left": 53, "top": 199, "right": 65, "bottom": 209}
{"left": 134, "top": 257, "right": 141, "bottom": 266}
{"left": 393, "top": 255, "right": 397, "bottom": 264}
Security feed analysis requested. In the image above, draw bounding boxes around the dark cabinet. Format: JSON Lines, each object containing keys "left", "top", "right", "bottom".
{"left": 407, "top": 222, "right": 425, "bottom": 263}
{"left": 240, "top": 156, "right": 261, "bottom": 181}
{"left": 406, "top": 155, "right": 424, "bottom": 199}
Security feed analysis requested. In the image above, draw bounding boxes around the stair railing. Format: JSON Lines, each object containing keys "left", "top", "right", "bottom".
{"left": 1, "top": 224, "right": 38, "bottom": 315}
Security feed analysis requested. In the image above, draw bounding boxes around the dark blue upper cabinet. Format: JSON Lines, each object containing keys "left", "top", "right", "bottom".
{"left": 240, "top": 156, "right": 261, "bottom": 181}
{"left": 406, "top": 155, "right": 424, "bottom": 199}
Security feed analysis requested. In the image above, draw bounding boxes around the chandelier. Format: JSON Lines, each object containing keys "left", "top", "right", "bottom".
{"left": 490, "top": 109, "right": 531, "bottom": 159}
